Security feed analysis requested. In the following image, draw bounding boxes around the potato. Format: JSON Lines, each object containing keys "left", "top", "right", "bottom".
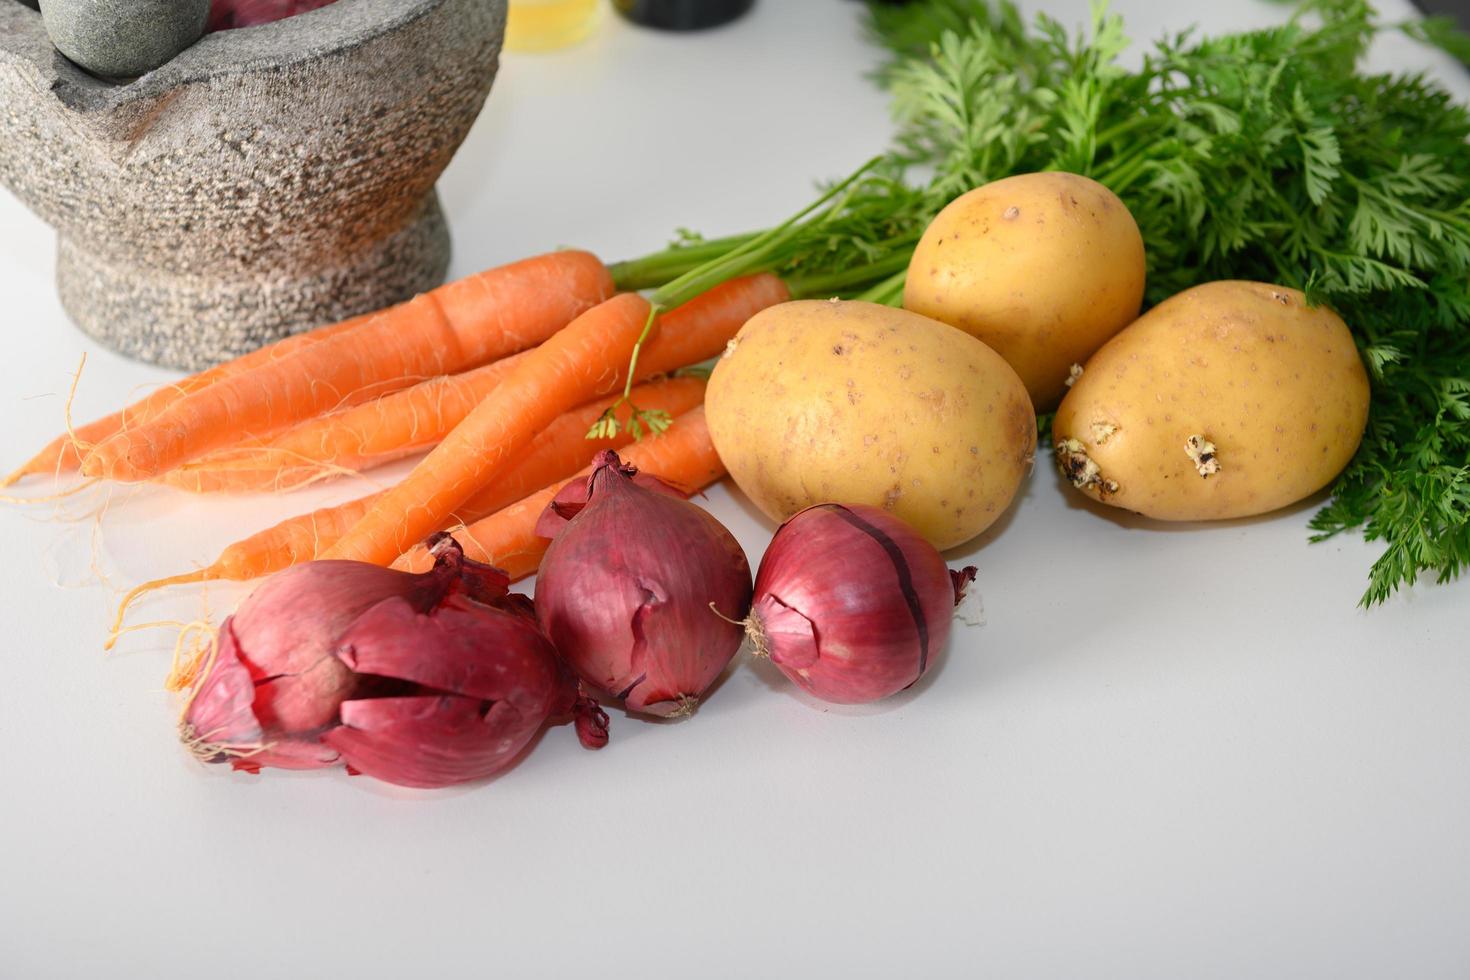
{"left": 903, "top": 172, "right": 1146, "bottom": 411}
{"left": 1052, "top": 280, "right": 1370, "bottom": 521}
{"left": 705, "top": 299, "right": 1035, "bottom": 550}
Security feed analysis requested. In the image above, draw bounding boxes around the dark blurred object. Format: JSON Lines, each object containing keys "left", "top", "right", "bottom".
{"left": 613, "top": 0, "right": 754, "bottom": 30}
{"left": 1407, "top": 0, "right": 1470, "bottom": 66}
{"left": 1411, "top": 0, "right": 1470, "bottom": 32}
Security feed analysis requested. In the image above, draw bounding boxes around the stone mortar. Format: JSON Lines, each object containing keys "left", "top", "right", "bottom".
{"left": 0, "top": 0, "right": 505, "bottom": 369}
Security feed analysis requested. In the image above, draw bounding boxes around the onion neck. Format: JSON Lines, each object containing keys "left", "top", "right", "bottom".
{"left": 743, "top": 611, "right": 771, "bottom": 659}
{"left": 709, "top": 601, "right": 766, "bottom": 657}
{"left": 421, "top": 532, "right": 511, "bottom": 608}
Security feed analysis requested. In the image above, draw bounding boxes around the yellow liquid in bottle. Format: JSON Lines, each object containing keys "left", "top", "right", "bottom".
{"left": 505, "top": 0, "right": 601, "bottom": 52}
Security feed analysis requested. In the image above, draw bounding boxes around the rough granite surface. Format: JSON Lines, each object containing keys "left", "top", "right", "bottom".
{"left": 0, "top": 0, "right": 506, "bottom": 369}
{"left": 42, "top": 0, "right": 210, "bottom": 79}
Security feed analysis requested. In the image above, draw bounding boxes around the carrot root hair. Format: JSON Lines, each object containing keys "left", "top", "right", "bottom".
{"left": 168, "top": 619, "right": 220, "bottom": 694}
{"left": 4, "top": 353, "right": 98, "bottom": 490}
{"left": 0, "top": 478, "right": 101, "bottom": 506}
{"left": 107, "top": 568, "right": 212, "bottom": 652}
{"left": 167, "top": 449, "right": 371, "bottom": 495}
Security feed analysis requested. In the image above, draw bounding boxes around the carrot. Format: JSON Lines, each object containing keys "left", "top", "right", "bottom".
{"left": 161, "top": 352, "right": 530, "bottom": 493}
{"left": 239, "top": 373, "right": 705, "bottom": 564}
{"left": 81, "top": 249, "right": 614, "bottom": 482}
{"left": 393, "top": 406, "right": 725, "bottom": 578}
{"left": 106, "top": 384, "right": 707, "bottom": 644}
{"left": 323, "top": 292, "right": 655, "bottom": 566}
{"left": 452, "top": 376, "right": 706, "bottom": 518}
{"left": 159, "top": 273, "right": 787, "bottom": 494}
{"left": 631, "top": 272, "right": 789, "bottom": 377}
{"left": 3, "top": 312, "right": 376, "bottom": 487}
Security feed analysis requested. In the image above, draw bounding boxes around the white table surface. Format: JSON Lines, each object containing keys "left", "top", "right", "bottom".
{"left": 2, "top": 2, "right": 1468, "bottom": 977}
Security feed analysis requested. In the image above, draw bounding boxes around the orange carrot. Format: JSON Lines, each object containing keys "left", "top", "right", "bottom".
{"left": 107, "top": 385, "right": 707, "bottom": 641}
{"left": 3, "top": 312, "right": 377, "bottom": 487}
{"left": 632, "top": 272, "right": 789, "bottom": 377}
{"left": 393, "top": 407, "right": 725, "bottom": 578}
{"left": 323, "top": 292, "right": 654, "bottom": 566}
{"left": 161, "top": 352, "right": 530, "bottom": 493}
{"left": 223, "top": 379, "right": 705, "bottom": 570}
{"left": 452, "top": 376, "right": 706, "bottom": 518}
{"left": 160, "top": 273, "right": 787, "bottom": 494}
{"left": 82, "top": 250, "right": 614, "bottom": 482}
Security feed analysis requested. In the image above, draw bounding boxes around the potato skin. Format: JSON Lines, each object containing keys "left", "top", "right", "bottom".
{"left": 705, "top": 300, "right": 1035, "bottom": 550}
{"left": 1052, "top": 281, "right": 1370, "bottom": 521}
{"left": 903, "top": 172, "right": 1146, "bottom": 412}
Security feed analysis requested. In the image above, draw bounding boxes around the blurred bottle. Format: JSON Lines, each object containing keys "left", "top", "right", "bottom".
{"left": 613, "top": 0, "right": 754, "bottom": 31}
{"left": 505, "top": 0, "right": 601, "bottom": 52}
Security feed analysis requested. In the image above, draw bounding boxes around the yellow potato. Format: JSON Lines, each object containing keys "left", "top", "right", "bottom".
{"left": 705, "top": 299, "right": 1035, "bottom": 550}
{"left": 904, "top": 172, "right": 1146, "bottom": 411}
{"left": 1052, "top": 281, "right": 1370, "bottom": 521}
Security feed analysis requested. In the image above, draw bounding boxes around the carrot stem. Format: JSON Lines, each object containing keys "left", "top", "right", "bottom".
{"left": 590, "top": 273, "right": 791, "bottom": 437}
{"left": 598, "top": 159, "right": 882, "bottom": 432}
{"left": 784, "top": 248, "right": 915, "bottom": 299}
{"left": 617, "top": 304, "right": 664, "bottom": 405}
{"left": 647, "top": 156, "right": 885, "bottom": 312}
{"left": 854, "top": 268, "right": 909, "bottom": 306}
{"left": 607, "top": 232, "right": 759, "bottom": 291}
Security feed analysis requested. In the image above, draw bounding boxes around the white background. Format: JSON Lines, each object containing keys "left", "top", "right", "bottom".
{"left": 2, "top": 1, "right": 1468, "bottom": 977}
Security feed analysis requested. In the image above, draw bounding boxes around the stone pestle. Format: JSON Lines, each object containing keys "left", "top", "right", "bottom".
{"left": 41, "top": 0, "right": 211, "bottom": 80}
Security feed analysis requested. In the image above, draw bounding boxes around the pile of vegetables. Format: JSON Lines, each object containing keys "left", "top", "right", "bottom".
{"left": 616, "top": 0, "right": 1470, "bottom": 605}
{"left": 173, "top": 448, "right": 968, "bottom": 784}
{"left": 4, "top": 0, "right": 1468, "bottom": 788}
{"left": 4, "top": 218, "right": 976, "bottom": 787}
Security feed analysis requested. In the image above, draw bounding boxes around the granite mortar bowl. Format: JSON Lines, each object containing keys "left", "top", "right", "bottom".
{"left": 0, "top": 0, "right": 506, "bottom": 369}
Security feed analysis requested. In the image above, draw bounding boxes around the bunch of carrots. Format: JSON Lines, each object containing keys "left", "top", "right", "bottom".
{"left": 6, "top": 167, "right": 896, "bottom": 639}
{"left": 4, "top": 250, "right": 795, "bottom": 639}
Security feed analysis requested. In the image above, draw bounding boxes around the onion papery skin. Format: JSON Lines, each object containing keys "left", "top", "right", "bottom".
{"left": 535, "top": 451, "right": 753, "bottom": 717}
{"left": 181, "top": 538, "right": 605, "bottom": 787}
{"left": 748, "top": 504, "right": 973, "bottom": 705}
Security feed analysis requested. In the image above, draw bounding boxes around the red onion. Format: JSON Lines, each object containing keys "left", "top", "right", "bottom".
{"left": 744, "top": 504, "right": 976, "bottom": 704}
{"left": 181, "top": 536, "right": 607, "bottom": 788}
{"left": 208, "top": 0, "right": 337, "bottom": 31}
{"left": 534, "top": 450, "right": 752, "bottom": 717}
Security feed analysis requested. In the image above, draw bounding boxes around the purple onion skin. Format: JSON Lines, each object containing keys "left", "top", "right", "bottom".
{"left": 535, "top": 451, "right": 753, "bottom": 717}
{"left": 208, "top": 0, "right": 337, "bottom": 31}
{"left": 749, "top": 504, "right": 975, "bottom": 705}
{"left": 181, "top": 538, "right": 607, "bottom": 788}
